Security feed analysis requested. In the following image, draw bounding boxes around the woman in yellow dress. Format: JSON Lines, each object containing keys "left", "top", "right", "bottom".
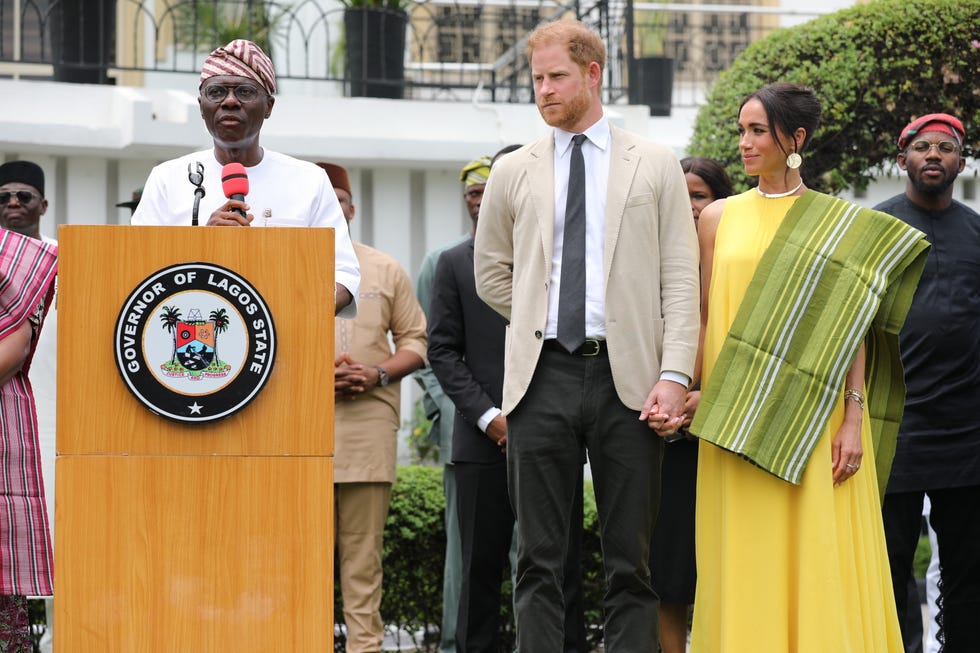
{"left": 685, "top": 83, "right": 926, "bottom": 652}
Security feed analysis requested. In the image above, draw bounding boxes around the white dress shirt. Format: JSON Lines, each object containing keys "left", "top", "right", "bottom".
{"left": 545, "top": 118, "right": 611, "bottom": 341}
{"left": 544, "top": 117, "right": 689, "bottom": 387}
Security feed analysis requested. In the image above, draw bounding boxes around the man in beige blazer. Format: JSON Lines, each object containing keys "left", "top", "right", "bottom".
{"left": 473, "top": 20, "right": 699, "bottom": 652}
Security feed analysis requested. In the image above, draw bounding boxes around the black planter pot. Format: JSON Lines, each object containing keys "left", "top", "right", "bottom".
{"left": 628, "top": 56, "right": 674, "bottom": 116}
{"left": 51, "top": 0, "right": 117, "bottom": 84}
{"left": 344, "top": 7, "right": 408, "bottom": 99}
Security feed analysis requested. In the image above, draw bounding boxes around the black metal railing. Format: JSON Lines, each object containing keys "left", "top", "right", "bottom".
{"left": 0, "top": 1, "right": 823, "bottom": 111}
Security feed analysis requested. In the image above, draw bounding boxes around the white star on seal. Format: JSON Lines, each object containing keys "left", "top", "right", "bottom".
{"left": 188, "top": 402, "right": 203, "bottom": 415}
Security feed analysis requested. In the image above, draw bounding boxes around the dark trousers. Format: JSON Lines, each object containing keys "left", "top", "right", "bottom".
{"left": 902, "top": 575, "right": 924, "bottom": 653}
{"left": 455, "top": 459, "right": 514, "bottom": 653}
{"left": 454, "top": 459, "right": 588, "bottom": 653}
{"left": 883, "top": 484, "right": 980, "bottom": 653}
{"left": 508, "top": 348, "right": 662, "bottom": 652}
{"left": 561, "top": 480, "right": 588, "bottom": 653}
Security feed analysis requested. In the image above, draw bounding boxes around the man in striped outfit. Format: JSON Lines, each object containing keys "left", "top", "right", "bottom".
{"left": 0, "top": 160, "right": 59, "bottom": 651}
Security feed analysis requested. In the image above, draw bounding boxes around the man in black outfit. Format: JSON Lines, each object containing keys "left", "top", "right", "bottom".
{"left": 427, "top": 151, "right": 586, "bottom": 653}
{"left": 876, "top": 112, "right": 980, "bottom": 653}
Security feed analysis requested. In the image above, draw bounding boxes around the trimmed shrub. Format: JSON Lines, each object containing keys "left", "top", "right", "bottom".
{"left": 381, "top": 465, "right": 447, "bottom": 646}
{"left": 913, "top": 533, "right": 931, "bottom": 580}
{"left": 335, "top": 465, "right": 446, "bottom": 651}
{"left": 688, "top": 0, "right": 980, "bottom": 194}
{"left": 580, "top": 479, "right": 606, "bottom": 649}
{"left": 336, "top": 467, "right": 607, "bottom": 651}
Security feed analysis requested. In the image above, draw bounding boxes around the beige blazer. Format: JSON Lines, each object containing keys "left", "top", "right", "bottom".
{"left": 474, "top": 125, "right": 700, "bottom": 413}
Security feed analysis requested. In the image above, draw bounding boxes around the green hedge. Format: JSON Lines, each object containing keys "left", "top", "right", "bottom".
{"left": 380, "top": 465, "right": 448, "bottom": 647}
{"left": 688, "top": 0, "right": 980, "bottom": 194}
{"left": 913, "top": 534, "right": 931, "bottom": 580}
{"left": 336, "top": 465, "right": 606, "bottom": 651}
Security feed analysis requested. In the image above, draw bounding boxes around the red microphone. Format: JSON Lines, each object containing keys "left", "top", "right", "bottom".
{"left": 221, "top": 163, "right": 249, "bottom": 218}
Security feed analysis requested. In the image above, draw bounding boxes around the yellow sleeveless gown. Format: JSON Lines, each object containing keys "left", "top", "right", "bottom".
{"left": 689, "top": 191, "right": 903, "bottom": 652}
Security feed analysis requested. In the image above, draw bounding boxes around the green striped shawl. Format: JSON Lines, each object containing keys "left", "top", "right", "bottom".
{"left": 689, "top": 191, "right": 929, "bottom": 493}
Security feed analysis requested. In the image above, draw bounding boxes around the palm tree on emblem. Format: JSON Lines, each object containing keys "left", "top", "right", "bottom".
{"left": 209, "top": 307, "right": 230, "bottom": 369}
{"left": 159, "top": 305, "right": 182, "bottom": 365}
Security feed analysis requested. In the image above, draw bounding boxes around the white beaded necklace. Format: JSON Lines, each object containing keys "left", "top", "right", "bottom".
{"left": 756, "top": 180, "right": 804, "bottom": 199}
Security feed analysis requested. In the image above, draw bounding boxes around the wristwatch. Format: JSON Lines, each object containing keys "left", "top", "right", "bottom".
{"left": 374, "top": 366, "right": 390, "bottom": 387}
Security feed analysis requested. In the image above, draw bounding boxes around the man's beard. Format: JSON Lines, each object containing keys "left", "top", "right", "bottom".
{"left": 909, "top": 160, "right": 959, "bottom": 197}
{"left": 912, "top": 174, "right": 955, "bottom": 197}
{"left": 539, "top": 85, "right": 591, "bottom": 131}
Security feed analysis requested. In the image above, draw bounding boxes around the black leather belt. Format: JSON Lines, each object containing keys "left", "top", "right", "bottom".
{"left": 542, "top": 338, "right": 606, "bottom": 357}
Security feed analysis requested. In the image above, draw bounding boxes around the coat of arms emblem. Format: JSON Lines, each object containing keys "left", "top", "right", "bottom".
{"left": 160, "top": 308, "right": 231, "bottom": 377}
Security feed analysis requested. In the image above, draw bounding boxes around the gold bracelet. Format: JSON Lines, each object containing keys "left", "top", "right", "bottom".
{"left": 843, "top": 388, "right": 865, "bottom": 410}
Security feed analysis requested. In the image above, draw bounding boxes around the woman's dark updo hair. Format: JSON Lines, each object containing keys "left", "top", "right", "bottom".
{"left": 681, "top": 157, "right": 735, "bottom": 201}
{"left": 740, "top": 83, "right": 822, "bottom": 159}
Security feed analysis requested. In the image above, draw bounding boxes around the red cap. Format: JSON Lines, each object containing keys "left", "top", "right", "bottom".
{"left": 898, "top": 113, "right": 965, "bottom": 149}
{"left": 221, "top": 162, "right": 249, "bottom": 198}
{"left": 315, "top": 162, "right": 351, "bottom": 196}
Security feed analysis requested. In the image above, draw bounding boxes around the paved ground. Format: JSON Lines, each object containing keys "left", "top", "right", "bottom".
{"left": 374, "top": 602, "right": 936, "bottom": 652}
{"left": 34, "top": 603, "right": 936, "bottom": 652}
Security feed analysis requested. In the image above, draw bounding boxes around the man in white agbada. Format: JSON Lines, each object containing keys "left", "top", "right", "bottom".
{"left": 132, "top": 38, "right": 359, "bottom": 316}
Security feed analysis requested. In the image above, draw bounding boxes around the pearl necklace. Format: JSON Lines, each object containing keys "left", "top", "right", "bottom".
{"left": 756, "top": 180, "right": 803, "bottom": 199}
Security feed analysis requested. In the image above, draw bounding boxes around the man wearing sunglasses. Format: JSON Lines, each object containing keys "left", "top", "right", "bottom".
{"left": 131, "top": 39, "right": 359, "bottom": 317}
{"left": 0, "top": 161, "right": 49, "bottom": 242}
{"left": 875, "top": 113, "right": 980, "bottom": 652}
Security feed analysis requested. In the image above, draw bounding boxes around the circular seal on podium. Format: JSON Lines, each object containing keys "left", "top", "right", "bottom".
{"left": 113, "top": 262, "right": 276, "bottom": 423}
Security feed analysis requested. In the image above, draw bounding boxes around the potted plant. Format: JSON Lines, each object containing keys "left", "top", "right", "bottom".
{"left": 341, "top": 0, "right": 411, "bottom": 99}
{"left": 628, "top": 5, "right": 674, "bottom": 116}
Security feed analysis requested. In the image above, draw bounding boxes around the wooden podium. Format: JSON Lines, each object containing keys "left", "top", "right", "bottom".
{"left": 55, "top": 226, "right": 335, "bottom": 651}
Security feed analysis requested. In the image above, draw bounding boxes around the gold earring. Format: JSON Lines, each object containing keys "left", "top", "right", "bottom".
{"left": 786, "top": 153, "right": 802, "bottom": 169}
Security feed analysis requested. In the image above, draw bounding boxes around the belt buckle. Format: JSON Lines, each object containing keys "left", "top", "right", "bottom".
{"left": 581, "top": 338, "right": 601, "bottom": 357}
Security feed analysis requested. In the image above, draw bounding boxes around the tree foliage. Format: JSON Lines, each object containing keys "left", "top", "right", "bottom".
{"left": 688, "top": 0, "right": 980, "bottom": 194}
{"left": 173, "top": 1, "right": 284, "bottom": 54}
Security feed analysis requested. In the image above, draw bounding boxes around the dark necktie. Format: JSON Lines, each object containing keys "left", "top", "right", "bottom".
{"left": 557, "top": 134, "right": 587, "bottom": 353}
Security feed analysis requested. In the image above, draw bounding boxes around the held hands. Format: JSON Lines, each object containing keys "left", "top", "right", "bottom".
{"left": 486, "top": 414, "right": 507, "bottom": 453}
{"left": 639, "top": 380, "right": 688, "bottom": 437}
{"left": 207, "top": 199, "right": 253, "bottom": 226}
{"left": 661, "top": 390, "right": 702, "bottom": 442}
{"left": 679, "top": 390, "right": 701, "bottom": 435}
{"left": 334, "top": 352, "right": 380, "bottom": 400}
